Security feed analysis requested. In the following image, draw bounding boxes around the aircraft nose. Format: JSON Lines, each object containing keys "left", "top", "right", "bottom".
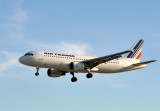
{"left": 19, "top": 56, "right": 25, "bottom": 64}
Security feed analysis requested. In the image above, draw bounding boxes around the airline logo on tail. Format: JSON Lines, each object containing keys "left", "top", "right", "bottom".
{"left": 126, "top": 39, "right": 144, "bottom": 59}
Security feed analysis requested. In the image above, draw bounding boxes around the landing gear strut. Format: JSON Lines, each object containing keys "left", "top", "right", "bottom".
{"left": 70, "top": 72, "right": 77, "bottom": 82}
{"left": 86, "top": 73, "right": 93, "bottom": 79}
{"left": 35, "top": 66, "right": 39, "bottom": 76}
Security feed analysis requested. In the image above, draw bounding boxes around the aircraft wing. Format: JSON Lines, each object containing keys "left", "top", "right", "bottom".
{"left": 81, "top": 50, "right": 131, "bottom": 69}
{"left": 131, "top": 60, "right": 157, "bottom": 67}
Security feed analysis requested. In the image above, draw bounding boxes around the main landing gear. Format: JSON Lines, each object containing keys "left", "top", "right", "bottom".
{"left": 35, "top": 66, "right": 39, "bottom": 76}
{"left": 70, "top": 72, "right": 77, "bottom": 82}
{"left": 86, "top": 73, "right": 93, "bottom": 79}
{"left": 86, "top": 69, "right": 93, "bottom": 79}
{"left": 70, "top": 72, "right": 93, "bottom": 82}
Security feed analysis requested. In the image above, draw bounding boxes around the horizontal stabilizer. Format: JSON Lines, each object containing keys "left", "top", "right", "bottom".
{"left": 124, "top": 60, "right": 156, "bottom": 71}
{"left": 132, "top": 60, "right": 157, "bottom": 67}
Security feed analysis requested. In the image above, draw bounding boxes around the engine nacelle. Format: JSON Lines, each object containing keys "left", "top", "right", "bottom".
{"left": 47, "top": 69, "right": 65, "bottom": 78}
{"left": 60, "top": 62, "right": 85, "bottom": 72}
{"left": 70, "top": 62, "right": 85, "bottom": 72}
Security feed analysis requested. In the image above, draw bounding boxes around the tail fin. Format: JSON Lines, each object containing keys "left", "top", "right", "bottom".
{"left": 124, "top": 39, "right": 144, "bottom": 60}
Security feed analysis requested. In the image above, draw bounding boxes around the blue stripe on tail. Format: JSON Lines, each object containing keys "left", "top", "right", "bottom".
{"left": 131, "top": 41, "right": 143, "bottom": 58}
{"left": 127, "top": 39, "right": 144, "bottom": 58}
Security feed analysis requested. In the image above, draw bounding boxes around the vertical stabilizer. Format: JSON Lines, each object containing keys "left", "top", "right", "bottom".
{"left": 124, "top": 39, "right": 144, "bottom": 61}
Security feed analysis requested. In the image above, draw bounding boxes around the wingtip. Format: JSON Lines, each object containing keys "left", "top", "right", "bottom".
{"left": 152, "top": 60, "right": 157, "bottom": 62}
{"left": 147, "top": 60, "right": 157, "bottom": 64}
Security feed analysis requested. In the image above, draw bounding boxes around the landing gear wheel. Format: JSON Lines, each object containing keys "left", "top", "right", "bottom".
{"left": 35, "top": 73, "right": 39, "bottom": 76}
{"left": 71, "top": 77, "right": 77, "bottom": 82}
{"left": 86, "top": 73, "right": 93, "bottom": 79}
{"left": 70, "top": 72, "right": 78, "bottom": 82}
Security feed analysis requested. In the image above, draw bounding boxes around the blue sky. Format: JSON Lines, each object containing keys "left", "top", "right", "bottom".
{"left": 0, "top": 0, "right": 159, "bottom": 111}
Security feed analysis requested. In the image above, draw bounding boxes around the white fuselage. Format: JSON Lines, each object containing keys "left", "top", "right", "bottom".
{"left": 19, "top": 51, "right": 144, "bottom": 74}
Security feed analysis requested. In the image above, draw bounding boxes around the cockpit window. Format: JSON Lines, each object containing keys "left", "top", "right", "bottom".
{"left": 24, "top": 53, "right": 33, "bottom": 56}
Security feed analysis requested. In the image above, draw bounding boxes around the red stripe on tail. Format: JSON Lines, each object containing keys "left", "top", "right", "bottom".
{"left": 136, "top": 52, "right": 142, "bottom": 59}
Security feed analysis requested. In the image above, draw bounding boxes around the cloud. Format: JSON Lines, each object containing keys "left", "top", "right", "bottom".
{"left": 60, "top": 42, "right": 88, "bottom": 55}
{"left": 0, "top": 39, "right": 89, "bottom": 78}
{"left": 58, "top": 42, "right": 88, "bottom": 55}
{"left": 0, "top": 52, "right": 22, "bottom": 68}
{"left": 1, "top": 0, "right": 89, "bottom": 56}
{"left": 0, "top": 0, "right": 89, "bottom": 78}
{"left": 26, "top": 40, "right": 88, "bottom": 55}
{"left": 0, "top": 0, "right": 27, "bottom": 78}
{"left": 0, "top": 51, "right": 22, "bottom": 77}
{"left": 0, "top": 59, "right": 18, "bottom": 73}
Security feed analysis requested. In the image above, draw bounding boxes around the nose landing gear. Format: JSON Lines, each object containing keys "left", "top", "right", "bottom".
{"left": 35, "top": 66, "right": 39, "bottom": 76}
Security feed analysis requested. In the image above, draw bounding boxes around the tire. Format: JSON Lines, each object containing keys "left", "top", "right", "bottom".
{"left": 86, "top": 73, "right": 93, "bottom": 78}
{"left": 71, "top": 77, "right": 77, "bottom": 82}
{"left": 35, "top": 73, "right": 39, "bottom": 76}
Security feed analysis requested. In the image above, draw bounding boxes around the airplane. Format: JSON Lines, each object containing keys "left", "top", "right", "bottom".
{"left": 19, "top": 39, "right": 156, "bottom": 82}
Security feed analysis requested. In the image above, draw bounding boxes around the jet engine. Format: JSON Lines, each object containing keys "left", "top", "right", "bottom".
{"left": 47, "top": 69, "right": 65, "bottom": 78}
{"left": 69, "top": 62, "right": 85, "bottom": 71}
{"left": 60, "top": 62, "right": 85, "bottom": 72}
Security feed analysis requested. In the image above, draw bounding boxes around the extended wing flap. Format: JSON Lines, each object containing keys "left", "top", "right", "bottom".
{"left": 82, "top": 50, "right": 131, "bottom": 69}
